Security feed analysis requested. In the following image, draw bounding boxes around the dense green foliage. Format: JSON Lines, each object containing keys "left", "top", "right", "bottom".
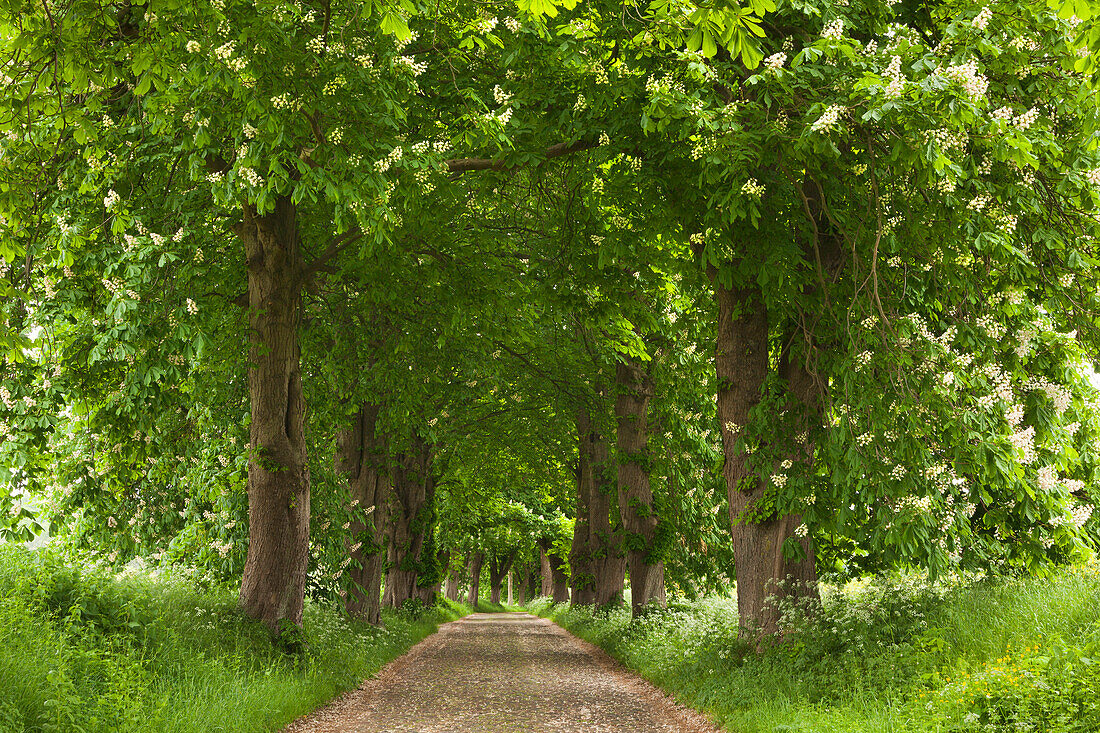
{"left": 2, "top": 2, "right": 1100, "bottom": 727}
{"left": 530, "top": 561, "right": 1100, "bottom": 732}
{"left": 0, "top": 545, "right": 468, "bottom": 733}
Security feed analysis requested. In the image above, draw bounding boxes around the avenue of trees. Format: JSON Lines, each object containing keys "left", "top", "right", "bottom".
{"left": 2, "top": 0, "right": 1100, "bottom": 641}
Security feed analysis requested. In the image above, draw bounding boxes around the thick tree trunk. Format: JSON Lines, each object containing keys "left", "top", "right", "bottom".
{"left": 549, "top": 548, "right": 570, "bottom": 603}
{"left": 444, "top": 555, "right": 463, "bottom": 602}
{"left": 468, "top": 552, "right": 484, "bottom": 608}
{"left": 488, "top": 553, "right": 514, "bottom": 606}
{"left": 715, "top": 281, "right": 816, "bottom": 637}
{"left": 570, "top": 406, "right": 626, "bottom": 606}
{"left": 384, "top": 437, "right": 436, "bottom": 609}
{"left": 615, "top": 358, "right": 666, "bottom": 616}
{"left": 236, "top": 198, "right": 311, "bottom": 637}
{"left": 335, "top": 403, "right": 389, "bottom": 625}
{"left": 515, "top": 569, "right": 527, "bottom": 605}
{"left": 526, "top": 569, "right": 538, "bottom": 602}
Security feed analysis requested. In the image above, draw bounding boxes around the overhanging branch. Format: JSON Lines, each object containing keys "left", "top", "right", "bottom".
{"left": 445, "top": 139, "right": 597, "bottom": 176}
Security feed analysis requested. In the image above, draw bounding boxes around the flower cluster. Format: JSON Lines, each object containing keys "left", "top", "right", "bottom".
{"left": 884, "top": 55, "right": 904, "bottom": 98}
{"left": 822, "top": 18, "right": 844, "bottom": 39}
{"left": 271, "top": 92, "right": 295, "bottom": 110}
{"left": 374, "top": 146, "right": 403, "bottom": 173}
{"left": 237, "top": 167, "right": 263, "bottom": 187}
{"left": 972, "top": 7, "right": 992, "bottom": 31}
{"left": 810, "top": 105, "right": 843, "bottom": 134}
{"left": 1014, "top": 107, "right": 1039, "bottom": 130}
{"left": 764, "top": 52, "right": 786, "bottom": 72}
{"left": 414, "top": 167, "right": 435, "bottom": 194}
{"left": 741, "top": 178, "right": 765, "bottom": 198}
{"left": 394, "top": 56, "right": 427, "bottom": 76}
{"left": 942, "top": 60, "right": 988, "bottom": 100}
{"left": 323, "top": 75, "right": 346, "bottom": 95}
{"left": 214, "top": 41, "right": 247, "bottom": 72}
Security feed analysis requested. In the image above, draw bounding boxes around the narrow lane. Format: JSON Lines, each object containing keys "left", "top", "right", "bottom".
{"left": 283, "top": 612, "right": 720, "bottom": 733}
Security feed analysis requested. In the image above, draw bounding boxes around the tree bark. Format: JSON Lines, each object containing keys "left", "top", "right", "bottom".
{"left": 444, "top": 554, "right": 463, "bottom": 602}
{"left": 468, "top": 552, "right": 484, "bottom": 608}
{"left": 383, "top": 437, "right": 436, "bottom": 609}
{"left": 526, "top": 568, "right": 538, "bottom": 602}
{"left": 570, "top": 406, "right": 626, "bottom": 606}
{"left": 488, "top": 552, "right": 515, "bottom": 606}
{"left": 335, "top": 402, "right": 389, "bottom": 625}
{"left": 545, "top": 544, "right": 570, "bottom": 603}
{"left": 236, "top": 197, "right": 311, "bottom": 637}
{"left": 715, "top": 281, "right": 815, "bottom": 637}
{"left": 540, "top": 547, "right": 553, "bottom": 597}
{"left": 615, "top": 358, "right": 666, "bottom": 616}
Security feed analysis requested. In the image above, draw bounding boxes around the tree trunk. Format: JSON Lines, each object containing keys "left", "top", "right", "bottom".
{"left": 335, "top": 402, "right": 389, "bottom": 625}
{"left": 515, "top": 569, "right": 527, "bottom": 605}
{"left": 570, "top": 406, "right": 626, "bottom": 606}
{"left": 468, "top": 552, "right": 484, "bottom": 608}
{"left": 384, "top": 437, "right": 436, "bottom": 609}
{"left": 445, "top": 556, "right": 463, "bottom": 602}
{"left": 715, "top": 281, "right": 815, "bottom": 637}
{"left": 549, "top": 548, "right": 570, "bottom": 603}
{"left": 540, "top": 547, "right": 553, "bottom": 597}
{"left": 488, "top": 553, "right": 514, "bottom": 606}
{"left": 526, "top": 569, "right": 538, "bottom": 601}
{"left": 236, "top": 198, "right": 311, "bottom": 637}
{"left": 615, "top": 358, "right": 666, "bottom": 616}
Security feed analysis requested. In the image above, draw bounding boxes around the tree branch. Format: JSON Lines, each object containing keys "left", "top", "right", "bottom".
{"left": 444, "top": 139, "right": 597, "bottom": 176}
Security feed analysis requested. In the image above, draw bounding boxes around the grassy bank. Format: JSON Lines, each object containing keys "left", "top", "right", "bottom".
{"left": 0, "top": 545, "right": 468, "bottom": 733}
{"left": 529, "top": 562, "right": 1100, "bottom": 732}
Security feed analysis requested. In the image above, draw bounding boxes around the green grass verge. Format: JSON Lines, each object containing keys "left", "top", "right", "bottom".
{"left": 529, "top": 562, "right": 1100, "bottom": 732}
{"left": 0, "top": 545, "right": 469, "bottom": 733}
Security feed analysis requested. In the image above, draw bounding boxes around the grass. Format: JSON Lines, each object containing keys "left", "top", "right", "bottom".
{"left": 0, "top": 544, "right": 469, "bottom": 733}
{"left": 529, "top": 561, "right": 1100, "bottom": 733}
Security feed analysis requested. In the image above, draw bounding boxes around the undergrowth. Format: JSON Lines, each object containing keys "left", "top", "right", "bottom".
{"left": 0, "top": 545, "right": 468, "bottom": 733}
{"left": 529, "top": 561, "right": 1100, "bottom": 733}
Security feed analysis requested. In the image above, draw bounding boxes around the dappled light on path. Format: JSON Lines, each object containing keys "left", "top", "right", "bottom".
{"left": 282, "top": 612, "right": 719, "bottom": 732}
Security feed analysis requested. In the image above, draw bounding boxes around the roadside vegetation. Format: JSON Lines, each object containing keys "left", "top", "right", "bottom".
{"left": 530, "top": 563, "right": 1100, "bottom": 733}
{"left": 0, "top": 545, "right": 468, "bottom": 733}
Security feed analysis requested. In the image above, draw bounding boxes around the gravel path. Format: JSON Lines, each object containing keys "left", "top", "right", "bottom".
{"left": 282, "top": 612, "right": 720, "bottom": 733}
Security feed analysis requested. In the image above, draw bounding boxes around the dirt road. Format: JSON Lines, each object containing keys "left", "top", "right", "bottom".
{"left": 282, "top": 612, "right": 720, "bottom": 733}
